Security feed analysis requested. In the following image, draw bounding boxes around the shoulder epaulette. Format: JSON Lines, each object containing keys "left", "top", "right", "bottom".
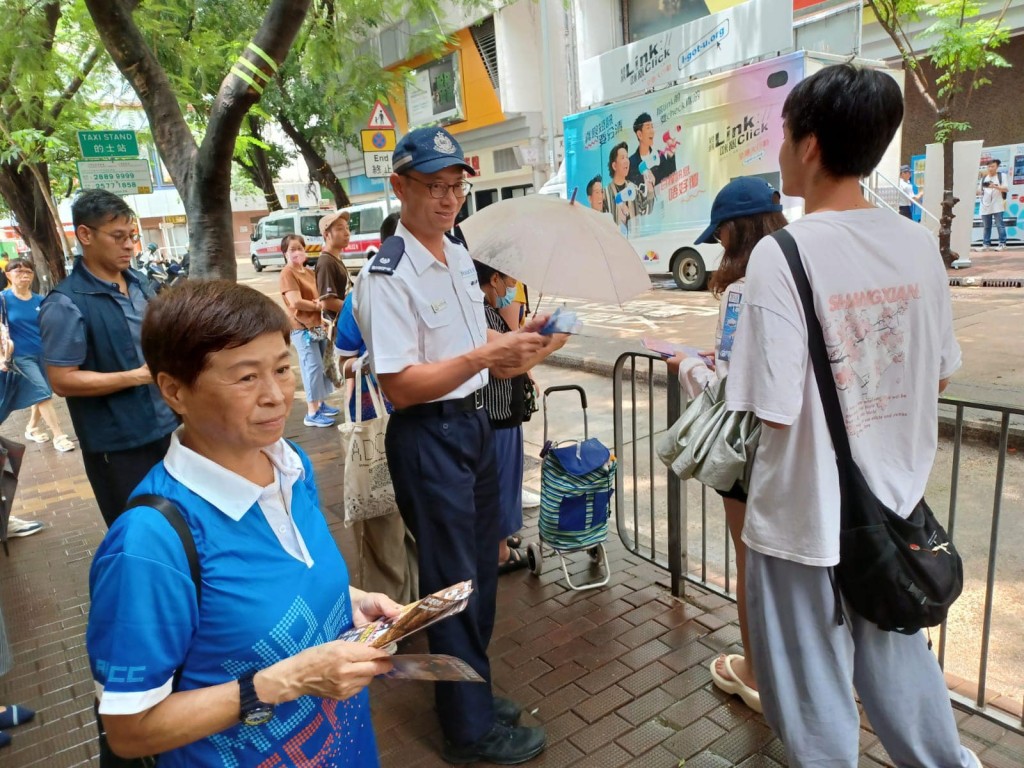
{"left": 447, "top": 227, "right": 468, "bottom": 249}
{"left": 368, "top": 236, "right": 405, "bottom": 275}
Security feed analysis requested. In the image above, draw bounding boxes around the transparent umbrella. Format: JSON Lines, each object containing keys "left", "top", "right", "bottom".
{"left": 459, "top": 193, "right": 651, "bottom": 305}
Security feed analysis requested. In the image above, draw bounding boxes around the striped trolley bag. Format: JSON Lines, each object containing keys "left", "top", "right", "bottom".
{"left": 525, "top": 385, "right": 615, "bottom": 591}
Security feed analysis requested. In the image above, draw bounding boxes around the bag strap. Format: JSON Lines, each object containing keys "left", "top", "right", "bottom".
{"left": 770, "top": 230, "right": 855, "bottom": 470}
{"left": 124, "top": 494, "right": 201, "bottom": 690}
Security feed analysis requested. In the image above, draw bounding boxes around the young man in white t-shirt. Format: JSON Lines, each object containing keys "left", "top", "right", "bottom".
{"left": 978, "top": 159, "right": 1008, "bottom": 250}
{"left": 897, "top": 164, "right": 922, "bottom": 219}
{"left": 725, "top": 64, "right": 977, "bottom": 767}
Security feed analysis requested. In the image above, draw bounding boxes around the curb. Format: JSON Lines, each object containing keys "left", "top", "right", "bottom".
{"left": 544, "top": 352, "right": 1024, "bottom": 450}
{"left": 948, "top": 275, "right": 1024, "bottom": 288}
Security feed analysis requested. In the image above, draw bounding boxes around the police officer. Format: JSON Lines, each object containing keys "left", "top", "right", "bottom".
{"left": 354, "top": 127, "right": 554, "bottom": 764}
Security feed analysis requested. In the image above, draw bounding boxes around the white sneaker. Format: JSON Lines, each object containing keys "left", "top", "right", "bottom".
{"left": 996, "top": 244, "right": 1006, "bottom": 251}
{"left": 980, "top": 245, "right": 990, "bottom": 251}
{"left": 7, "top": 516, "right": 44, "bottom": 537}
{"left": 521, "top": 489, "right": 541, "bottom": 508}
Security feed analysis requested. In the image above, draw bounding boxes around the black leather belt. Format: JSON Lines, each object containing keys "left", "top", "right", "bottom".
{"left": 396, "top": 389, "right": 484, "bottom": 417}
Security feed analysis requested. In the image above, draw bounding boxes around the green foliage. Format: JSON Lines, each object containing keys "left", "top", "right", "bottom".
{"left": 868, "top": 0, "right": 1012, "bottom": 143}
{"left": 0, "top": 0, "right": 106, "bottom": 200}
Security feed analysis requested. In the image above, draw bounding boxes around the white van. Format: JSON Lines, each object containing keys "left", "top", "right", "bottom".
{"left": 339, "top": 200, "right": 399, "bottom": 273}
{"left": 249, "top": 208, "right": 326, "bottom": 272}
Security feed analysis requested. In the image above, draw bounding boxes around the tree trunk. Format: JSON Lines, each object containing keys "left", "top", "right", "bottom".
{"left": 277, "top": 112, "right": 350, "bottom": 208}
{"left": 0, "top": 161, "right": 67, "bottom": 286}
{"left": 86, "top": 0, "right": 312, "bottom": 280}
{"left": 238, "top": 146, "right": 283, "bottom": 212}
{"left": 938, "top": 141, "right": 959, "bottom": 267}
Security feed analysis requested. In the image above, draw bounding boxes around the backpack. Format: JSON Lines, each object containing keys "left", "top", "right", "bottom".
{"left": 773, "top": 230, "right": 963, "bottom": 634}
{"left": 95, "top": 495, "right": 201, "bottom": 768}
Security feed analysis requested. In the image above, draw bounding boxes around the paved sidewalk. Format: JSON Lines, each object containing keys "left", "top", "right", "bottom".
{"left": 950, "top": 246, "right": 1024, "bottom": 286}
{"left": 1, "top": 400, "right": 1022, "bottom": 767}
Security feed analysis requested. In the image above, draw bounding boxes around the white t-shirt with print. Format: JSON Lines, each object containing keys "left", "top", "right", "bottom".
{"left": 725, "top": 208, "right": 961, "bottom": 567}
{"left": 979, "top": 172, "right": 1006, "bottom": 215}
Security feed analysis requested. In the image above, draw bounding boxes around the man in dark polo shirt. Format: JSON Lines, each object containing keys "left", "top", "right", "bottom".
{"left": 39, "top": 189, "right": 178, "bottom": 527}
{"left": 315, "top": 210, "right": 351, "bottom": 321}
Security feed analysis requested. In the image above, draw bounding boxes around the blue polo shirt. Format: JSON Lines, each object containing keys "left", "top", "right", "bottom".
{"left": 2, "top": 289, "right": 44, "bottom": 356}
{"left": 334, "top": 293, "right": 365, "bottom": 357}
{"left": 87, "top": 436, "right": 378, "bottom": 767}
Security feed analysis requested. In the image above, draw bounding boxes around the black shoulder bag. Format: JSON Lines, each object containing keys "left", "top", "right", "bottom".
{"left": 772, "top": 229, "right": 963, "bottom": 634}
{"left": 95, "top": 495, "right": 202, "bottom": 768}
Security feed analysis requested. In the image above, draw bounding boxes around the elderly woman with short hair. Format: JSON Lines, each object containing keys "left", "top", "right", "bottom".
{"left": 86, "top": 280, "right": 398, "bottom": 767}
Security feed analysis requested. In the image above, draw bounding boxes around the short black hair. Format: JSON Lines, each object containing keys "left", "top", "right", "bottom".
{"left": 473, "top": 259, "right": 506, "bottom": 287}
{"left": 587, "top": 176, "right": 603, "bottom": 196}
{"left": 72, "top": 189, "right": 134, "bottom": 231}
{"left": 4, "top": 257, "right": 34, "bottom": 273}
{"left": 380, "top": 212, "right": 401, "bottom": 240}
{"left": 608, "top": 142, "right": 629, "bottom": 174}
{"left": 142, "top": 280, "right": 292, "bottom": 388}
{"left": 987, "top": 159, "right": 1001, "bottom": 167}
{"left": 633, "top": 113, "right": 652, "bottom": 134}
{"left": 781, "top": 64, "right": 903, "bottom": 179}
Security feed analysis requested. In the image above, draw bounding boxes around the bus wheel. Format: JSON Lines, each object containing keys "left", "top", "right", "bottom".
{"left": 671, "top": 248, "right": 707, "bottom": 291}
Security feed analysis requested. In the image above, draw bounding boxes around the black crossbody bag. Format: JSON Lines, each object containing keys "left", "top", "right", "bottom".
{"left": 773, "top": 230, "right": 963, "bottom": 634}
{"left": 95, "top": 495, "right": 202, "bottom": 768}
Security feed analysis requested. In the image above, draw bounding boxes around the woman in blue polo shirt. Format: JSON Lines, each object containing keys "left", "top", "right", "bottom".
{"left": 86, "top": 281, "right": 398, "bottom": 767}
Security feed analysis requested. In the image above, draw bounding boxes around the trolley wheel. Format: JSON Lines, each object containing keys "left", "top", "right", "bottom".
{"left": 527, "top": 542, "right": 543, "bottom": 576}
{"left": 589, "top": 546, "right": 603, "bottom": 564}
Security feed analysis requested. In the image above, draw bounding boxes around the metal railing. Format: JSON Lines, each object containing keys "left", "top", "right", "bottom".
{"left": 612, "top": 351, "right": 1024, "bottom": 734}
{"left": 862, "top": 170, "right": 941, "bottom": 227}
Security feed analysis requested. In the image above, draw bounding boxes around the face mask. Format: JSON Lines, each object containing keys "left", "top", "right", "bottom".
{"left": 495, "top": 284, "right": 517, "bottom": 309}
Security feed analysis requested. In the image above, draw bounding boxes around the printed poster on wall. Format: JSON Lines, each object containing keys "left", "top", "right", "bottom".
{"left": 579, "top": 0, "right": 794, "bottom": 106}
{"left": 566, "top": 53, "right": 805, "bottom": 243}
{"left": 405, "top": 52, "right": 465, "bottom": 129}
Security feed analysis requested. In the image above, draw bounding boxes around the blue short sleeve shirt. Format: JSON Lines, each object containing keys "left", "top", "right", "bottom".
{"left": 87, "top": 437, "right": 378, "bottom": 767}
{"left": 2, "top": 290, "right": 44, "bottom": 357}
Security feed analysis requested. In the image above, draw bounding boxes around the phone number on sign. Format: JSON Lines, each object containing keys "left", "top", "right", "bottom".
{"left": 89, "top": 173, "right": 143, "bottom": 181}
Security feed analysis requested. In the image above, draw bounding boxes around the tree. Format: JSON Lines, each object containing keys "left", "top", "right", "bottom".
{"left": 0, "top": 1, "right": 104, "bottom": 283}
{"left": 235, "top": 115, "right": 286, "bottom": 212}
{"left": 85, "top": 0, "right": 310, "bottom": 279}
{"left": 866, "top": 0, "right": 1012, "bottom": 265}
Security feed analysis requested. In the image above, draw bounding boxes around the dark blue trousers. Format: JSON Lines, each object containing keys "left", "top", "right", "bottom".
{"left": 385, "top": 406, "right": 499, "bottom": 745}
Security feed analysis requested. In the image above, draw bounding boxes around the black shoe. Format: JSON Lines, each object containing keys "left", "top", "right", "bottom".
{"left": 442, "top": 723, "right": 546, "bottom": 765}
{"left": 494, "top": 696, "right": 522, "bottom": 726}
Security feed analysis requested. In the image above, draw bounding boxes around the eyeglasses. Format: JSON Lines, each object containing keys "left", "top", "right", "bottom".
{"left": 406, "top": 176, "right": 473, "bottom": 200}
{"left": 84, "top": 225, "right": 140, "bottom": 245}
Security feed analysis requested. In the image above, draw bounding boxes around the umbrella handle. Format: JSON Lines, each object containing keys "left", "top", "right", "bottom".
{"left": 569, "top": 187, "right": 577, "bottom": 205}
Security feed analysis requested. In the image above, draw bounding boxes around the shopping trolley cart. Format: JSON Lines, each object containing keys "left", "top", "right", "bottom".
{"left": 526, "top": 385, "right": 615, "bottom": 591}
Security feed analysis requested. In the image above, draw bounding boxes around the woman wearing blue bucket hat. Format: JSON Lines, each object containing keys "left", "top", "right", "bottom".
{"left": 667, "top": 176, "right": 787, "bottom": 713}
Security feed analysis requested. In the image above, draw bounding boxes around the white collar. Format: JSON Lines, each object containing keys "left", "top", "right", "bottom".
{"left": 395, "top": 220, "right": 463, "bottom": 276}
{"left": 162, "top": 430, "right": 305, "bottom": 521}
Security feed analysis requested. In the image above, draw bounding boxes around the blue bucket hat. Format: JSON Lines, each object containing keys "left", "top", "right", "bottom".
{"left": 391, "top": 127, "right": 476, "bottom": 176}
{"left": 694, "top": 177, "right": 783, "bottom": 245}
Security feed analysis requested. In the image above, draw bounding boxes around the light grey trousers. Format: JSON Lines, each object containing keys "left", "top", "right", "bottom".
{"left": 745, "top": 549, "right": 974, "bottom": 768}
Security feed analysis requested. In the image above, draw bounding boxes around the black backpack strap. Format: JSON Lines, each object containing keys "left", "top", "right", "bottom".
{"left": 771, "top": 230, "right": 854, "bottom": 468}
{"left": 125, "top": 494, "right": 200, "bottom": 690}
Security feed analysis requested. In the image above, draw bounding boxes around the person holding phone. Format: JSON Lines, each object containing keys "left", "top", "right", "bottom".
{"left": 666, "top": 177, "right": 787, "bottom": 713}
{"left": 978, "top": 159, "right": 1008, "bottom": 251}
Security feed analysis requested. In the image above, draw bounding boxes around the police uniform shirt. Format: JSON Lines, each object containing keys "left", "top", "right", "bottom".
{"left": 353, "top": 220, "right": 488, "bottom": 402}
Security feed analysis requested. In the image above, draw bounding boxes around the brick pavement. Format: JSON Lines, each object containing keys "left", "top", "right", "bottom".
{"left": 1, "top": 400, "right": 1023, "bottom": 767}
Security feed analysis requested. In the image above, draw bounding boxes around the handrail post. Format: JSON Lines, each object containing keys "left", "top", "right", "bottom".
{"left": 666, "top": 376, "right": 684, "bottom": 597}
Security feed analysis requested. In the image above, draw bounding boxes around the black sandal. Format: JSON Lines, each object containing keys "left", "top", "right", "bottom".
{"left": 498, "top": 548, "right": 529, "bottom": 575}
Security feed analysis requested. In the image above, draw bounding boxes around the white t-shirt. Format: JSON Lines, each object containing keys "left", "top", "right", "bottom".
{"left": 725, "top": 209, "right": 961, "bottom": 566}
{"left": 979, "top": 172, "right": 1006, "bottom": 215}
{"left": 898, "top": 177, "right": 914, "bottom": 204}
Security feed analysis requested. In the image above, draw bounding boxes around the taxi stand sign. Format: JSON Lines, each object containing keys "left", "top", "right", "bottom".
{"left": 361, "top": 127, "right": 396, "bottom": 179}
{"left": 78, "top": 130, "right": 140, "bottom": 159}
{"left": 77, "top": 159, "right": 153, "bottom": 195}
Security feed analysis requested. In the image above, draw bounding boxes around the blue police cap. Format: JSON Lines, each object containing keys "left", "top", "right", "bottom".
{"left": 694, "top": 177, "right": 783, "bottom": 245}
{"left": 392, "top": 127, "right": 476, "bottom": 176}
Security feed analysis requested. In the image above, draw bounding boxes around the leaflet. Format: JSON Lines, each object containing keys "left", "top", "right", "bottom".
{"left": 339, "top": 580, "right": 474, "bottom": 648}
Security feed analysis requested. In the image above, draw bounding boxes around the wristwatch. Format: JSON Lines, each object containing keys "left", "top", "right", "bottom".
{"left": 238, "top": 670, "right": 275, "bottom": 726}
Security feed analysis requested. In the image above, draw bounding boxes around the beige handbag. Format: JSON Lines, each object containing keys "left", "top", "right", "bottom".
{"left": 656, "top": 376, "right": 761, "bottom": 493}
{"left": 339, "top": 366, "right": 398, "bottom": 526}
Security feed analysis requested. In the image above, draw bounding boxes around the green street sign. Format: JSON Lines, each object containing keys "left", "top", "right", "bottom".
{"left": 78, "top": 130, "right": 139, "bottom": 159}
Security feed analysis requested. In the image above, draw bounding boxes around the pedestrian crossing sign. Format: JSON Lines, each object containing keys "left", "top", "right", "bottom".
{"left": 367, "top": 100, "right": 394, "bottom": 130}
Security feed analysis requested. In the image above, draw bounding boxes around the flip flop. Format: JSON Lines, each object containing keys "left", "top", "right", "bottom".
{"left": 23, "top": 427, "right": 48, "bottom": 443}
{"left": 0, "top": 705, "right": 34, "bottom": 729}
{"left": 506, "top": 535, "right": 523, "bottom": 550}
{"left": 498, "top": 548, "right": 529, "bottom": 575}
{"left": 708, "top": 654, "right": 762, "bottom": 713}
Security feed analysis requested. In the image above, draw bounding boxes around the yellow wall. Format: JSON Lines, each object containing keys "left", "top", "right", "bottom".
{"left": 387, "top": 28, "right": 504, "bottom": 136}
